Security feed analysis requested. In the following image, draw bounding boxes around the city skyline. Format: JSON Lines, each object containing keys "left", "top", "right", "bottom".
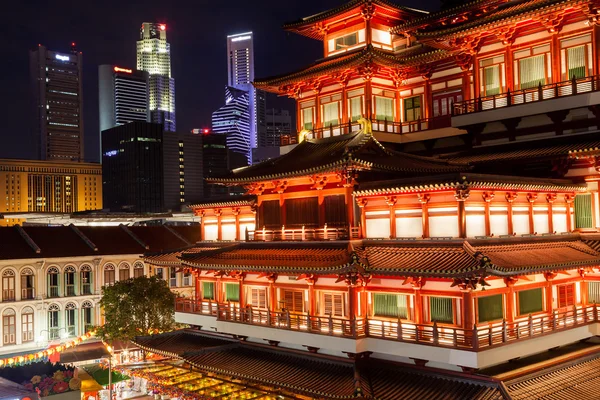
{"left": 1, "top": 0, "right": 438, "bottom": 163}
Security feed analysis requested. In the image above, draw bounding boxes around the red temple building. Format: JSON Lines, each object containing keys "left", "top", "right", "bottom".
{"left": 140, "top": 1, "right": 600, "bottom": 398}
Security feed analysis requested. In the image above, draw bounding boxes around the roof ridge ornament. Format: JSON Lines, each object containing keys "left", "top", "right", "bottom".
{"left": 357, "top": 118, "right": 372, "bottom": 135}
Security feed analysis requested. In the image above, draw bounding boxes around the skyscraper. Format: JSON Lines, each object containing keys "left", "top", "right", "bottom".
{"left": 136, "top": 23, "right": 176, "bottom": 132}
{"left": 30, "top": 44, "right": 84, "bottom": 161}
{"left": 226, "top": 32, "right": 265, "bottom": 159}
{"left": 212, "top": 86, "right": 251, "bottom": 163}
{"left": 98, "top": 65, "right": 150, "bottom": 133}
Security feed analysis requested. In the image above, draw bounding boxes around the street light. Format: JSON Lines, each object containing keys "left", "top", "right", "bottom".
{"left": 106, "top": 345, "right": 113, "bottom": 400}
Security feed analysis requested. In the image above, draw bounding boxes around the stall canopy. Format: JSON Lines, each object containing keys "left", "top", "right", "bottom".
{"left": 60, "top": 341, "right": 110, "bottom": 364}
{"left": 77, "top": 367, "right": 104, "bottom": 392}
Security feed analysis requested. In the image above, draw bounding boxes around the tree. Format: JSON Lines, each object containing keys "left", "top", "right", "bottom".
{"left": 96, "top": 275, "right": 177, "bottom": 341}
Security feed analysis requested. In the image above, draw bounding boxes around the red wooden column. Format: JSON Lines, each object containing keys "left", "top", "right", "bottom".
{"left": 386, "top": 196, "right": 397, "bottom": 239}
{"left": 340, "top": 81, "right": 349, "bottom": 126}
{"left": 313, "top": 87, "right": 322, "bottom": 131}
{"left": 482, "top": 192, "right": 494, "bottom": 236}
{"left": 580, "top": 271, "right": 589, "bottom": 305}
{"left": 504, "top": 278, "right": 516, "bottom": 323}
{"left": 418, "top": 194, "right": 431, "bottom": 238}
{"left": 527, "top": 193, "right": 537, "bottom": 234}
{"left": 215, "top": 209, "right": 223, "bottom": 241}
{"left": 279, "top": 192, "right": 286, "bottom": 228}
{"left": 238, "top": 275, "right": 246, "bottom": 308}
{"left": 344, "top": 186, "right": 355, "bottom": 229}
{"left": 506, "top": 192, "right": 518, "bottom": 235}
{"left": 357, "top": 198, "right": 368, "bottom": 238}
{"left": 199, "top": 210, "right": 206, "bottom": 241}
{"left": 318, "top": 190, "right": 326, "bottom": 227}
{"left": 463, "top": 290, "right": 474, "bottom": 330}
{"left": 194, "top": 271, "right": 201, "bottom": 302}
{"left": 543, "top": 272, "right": 556, "bottom": 313}
{"left": 547, "top": 194, "right": 557, "bottom": 233}
{"left": 216, "top": 276, "right": 223, "bottom": 303}
{"left": 551, "top": 33, "right": 561, "bottom": 83}
{"left": 565, "top": 194, "right": 574, "bottom": 232}
{"left": 233, "top": 208, "right": 241, "bottom": 241}
{"left": 505, "top": 45, "right": 514, "bottom": 93}
{"left": 455, "top": 185, "right": 470, "bottom": 238}
{"left": 268, "top": 275, "right": 277, "bottom": 312}
{"left": 307, "top": 276, "right": 317, "bottom": 316}
{"left": 413, "top": 279, "right": 424, "bottom": 324}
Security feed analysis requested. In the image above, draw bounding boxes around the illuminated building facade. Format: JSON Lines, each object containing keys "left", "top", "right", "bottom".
{"left": 0, "top": 159, "right": 102, "bottom": 226}
{"left": 30, "top": 44, "right": 84, "bottom": 161}
{"left": 137, "top": 2, "right": 600, "bottom": 389}
{"left": 137, "top": 23, "right": 176, "bottom": 132}
{"left": 211, "top": 86, "right": 251, "bottom": 163}
{"left": 98, "top": 65, "right": 150, "bottom": 134}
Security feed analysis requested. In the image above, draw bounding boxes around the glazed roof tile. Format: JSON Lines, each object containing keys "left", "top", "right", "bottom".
{"left": 283, "top": 0, "right": 427, "bottom": 38}
{"left": 254, "top": 45, "right": 448, "bottom": 91}
{"left": 505, "top": 352, "right": 600, "bottom": 400}
{"left": 181, "top": 242, "right": 354, "bottom": 274}
{"left": 175, "top": 235, "right": 600, "bottom": 278}
{"left": 188, "top": 195, "right": 257, "bottom": 209}
{"left": 137, "top": 330, "right": 507, "bottom": 400}
{"left": 411, "top": 0, "right": 582, "bottom": 39}
{"left": 133, "top": 330, "right": 236, "bottom": 357}
{"left": 208, "top": 130, "right": 465, "bottom": 184}
{"left": 144, "top": 243, "right": 229, "bottom": 266}
{"left": 355, "top": 173, "right": 586, "bottom": 196}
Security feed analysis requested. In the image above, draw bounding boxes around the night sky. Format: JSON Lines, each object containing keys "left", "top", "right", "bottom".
{"left": 2, "top": 0, "right": 438, "bottom": 163}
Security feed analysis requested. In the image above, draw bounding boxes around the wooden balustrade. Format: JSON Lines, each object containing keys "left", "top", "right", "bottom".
{"left": 247, "top": 226, "right": 357, "bottom": 241}
{"left": 176, "top": 299, "right": 600, "bottom": 352}
{"left": 453, "top": 75, "right": 600, "bottom": 116}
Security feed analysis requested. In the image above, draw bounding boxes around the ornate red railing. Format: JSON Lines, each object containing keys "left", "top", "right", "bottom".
{"left": 453, "top": 75, "right": 600, "bottom": 116}
{"left": 246, "top": 226, "right": 361, "bottom": 241}
{"left": 175, "top": 299, "right": 599, "bottom": 352}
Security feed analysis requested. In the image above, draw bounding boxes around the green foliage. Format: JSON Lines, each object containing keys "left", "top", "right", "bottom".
{"left": 96, "top": 275, "right": 177, "bottom": 341}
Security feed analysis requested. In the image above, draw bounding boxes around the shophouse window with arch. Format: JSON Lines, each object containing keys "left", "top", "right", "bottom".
{"left": 47, "top": 267, "right": 60, "bottom": 298}
{"left": 133, "top": 262, "right": 145, "bottom": 278}
{"left": 80, "top": 265, "right": 92, "bottom": 295}
{"left": 65, "top": 302, "right": 77, "bottom": 337}
{"left": 2, "top": 308, "right": 16, "bottom": 345}
{"left": 64, "top": 266, "right": 76, "bottom": 297}
{"left": 21, "top": 306, "right": 34, "bottom": 342}
{"left": 119, "top": 263, "right": 131, "bottom": 281}
{"left": 48, "top": 304, "right": 60, "bottom": 340}
{"left": 104, "top": 264, "right": 115, "bottom": 286}
{"left": 82, "top": 301, "right": 94, "bottom": 333}
{"left": 21, "top": 268, "right": 35, "bottom": 300}
{"left": 2, "top": 270, "right": 15, "bottom": 301}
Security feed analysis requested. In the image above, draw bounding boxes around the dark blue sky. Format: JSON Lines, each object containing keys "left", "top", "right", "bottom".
{"left": 1, "top": 0, "right": 438, "bottom": 162}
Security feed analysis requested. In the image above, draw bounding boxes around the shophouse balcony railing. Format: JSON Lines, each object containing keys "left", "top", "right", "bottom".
{"left": 21, "top": 288, "right": 35, "bottom": 300}
{"left": 246, "top": 225, "right": 361, "bottom": 241}
{"left": 175, "top": 299, "right": 600, "bottom": 352}
{"left": 453, "top": 75, "right": 600, "bottom": 116}
{"left": 2, "top": 289, "right": 15, "bottom": 301}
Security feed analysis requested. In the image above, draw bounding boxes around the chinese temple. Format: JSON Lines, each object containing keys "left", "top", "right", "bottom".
{"left": 140, "top": 0, "right": 600, "bottom": 397}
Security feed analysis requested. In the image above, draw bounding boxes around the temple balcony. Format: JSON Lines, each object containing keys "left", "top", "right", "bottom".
{"left": 452, "top": 75, "right": 600, "bottom": 128}
{"left": 302, "top": 117, "right": 466, "bottom": 145}
{"left": 246, "top": 225, "right": 361, "bottom": 241}
{"left": 175, "top": 299, "right": 600, "bottom": 370}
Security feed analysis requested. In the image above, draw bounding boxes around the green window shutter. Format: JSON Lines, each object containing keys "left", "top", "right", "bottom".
{"left": 567, "top": 45, "right": 586, "bottom": 79}
{"left": 575, "top": 194, "right": 593, "bottom": 229}
{"left": 373, "top": 294, "right": 408, "bottom": 318}
{"left": 484, "top": 66, "right": 500, "bottom": 96}
{"left": 430, "top": 297, "right": 453, "bottom": 324}
{"left": 588, "top": 282, "right": 600, "bottom": 304}
{"left": 519, "top": 55, "right": 546, "bottom": 89}
{"left": 350, "top": 97, "right": 362, "bottom": 122}
{"left": 477, "top": 294, "right": 503, "bottom": 323}
{"left": 375, "top": 97, "right": 393, "bottom": 121}
{"left": 224, "top": 283, "right": 239, "bottom": 302}
{"left": 202, "top": 282, "right": 214, "bottom": 300}
{"left": 518, "top": 288, "right": 543, "bottom": 315}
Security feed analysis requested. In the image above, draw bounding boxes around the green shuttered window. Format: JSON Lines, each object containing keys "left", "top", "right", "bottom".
{"left": 202, "top": 282, "right": 214, "bottom": 300}
{"left": 518, "top": 288, "right": 543, "bottom": 315}
{"left": 567, "top": 45, "right": 586, "bottom": 79}
{"left": 484, "top": 66, "right": 501, "bottom": 96}
{"left": 373, "top": 293, "right": 408, "bottom": 319}
{"left": 588, "top": 282, "right": 600, "bottom": 304}
{"left": 519, "top": 55, "right": 545, "bottom": 89}
{"left": 375, "top": 97, "right": 393, "bottom": 121}
{"left": 430, "top": 297, "right": 453, "bottom": 324}
{"left": 224, "top": 283, "right": 239, "bottom": 302}
{"left": 350, "top": 97, "right": 362, "bottom": 122}
{"left": 477, "top": 294, "right": 503, "bottom": 323}
{"left": 575, "top": 194, "right": 593, "bottom": 229}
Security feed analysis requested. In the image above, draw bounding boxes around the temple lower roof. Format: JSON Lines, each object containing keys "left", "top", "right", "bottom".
{"left": 133, "top": 329, "right": 508, "bottom": 399}
{"left": 207, "top": 129, "right": 465, "bottom": 185}
{"left": 155, "top": 234, "right": 600, "bottom": 279}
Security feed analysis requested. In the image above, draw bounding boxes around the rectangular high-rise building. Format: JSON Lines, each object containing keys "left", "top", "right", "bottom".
{"left": 212, "top": 86, "right": 251, "bottom": 164}
{"left": 137, "top": 23, "right": 176, "bottom": 132}
{"left": 226, "top": 32, "right": 265, "bottom": 159}
{"left": 98, "top": 65, "right": 150, "bottom": 134}
{"left": 162, "top": 131, "right": 203, "bottom": 211}
{"left": 30, "top": 44, "right": 84, "bottom": 161}
{"left": 102, "top": 121, "right": 164, "bottom": 212}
